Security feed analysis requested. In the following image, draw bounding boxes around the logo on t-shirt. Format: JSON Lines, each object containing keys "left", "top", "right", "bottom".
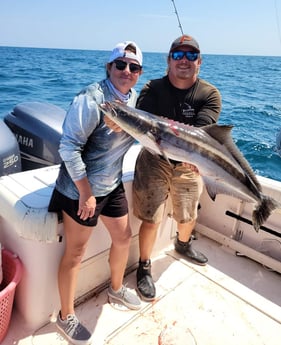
{"left": 181, "top": 102, "right": 195, "bottom": 121}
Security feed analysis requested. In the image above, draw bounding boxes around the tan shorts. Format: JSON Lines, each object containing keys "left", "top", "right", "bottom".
{"left": 133, "top": 149, "right": 203, "bottom": 224}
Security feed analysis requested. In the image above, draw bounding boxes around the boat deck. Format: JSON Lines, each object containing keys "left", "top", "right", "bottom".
{"left": 4, "top": 233, "right": 281, "bottom": 345}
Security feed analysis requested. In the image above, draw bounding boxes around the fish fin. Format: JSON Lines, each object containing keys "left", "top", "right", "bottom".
{"left": 252, "top": 195, "right": 281, "bottom": 232}
{"left": 162, "top": 153, "right": 173, "bottom": 166}
{"left": 143, "top": 147, "right": 171, "bottom": 164}
{"left": 144, "top": 147, "right": 160, "bottom": 156}
{"left": 138, "top": 132, "right": 162, "bottom": 155}
{"left": 140, "top": 133, "right": 173, "bottom": 166}
{"left": 203, "top": 123, "right": 234, "bottom": 144}
{"left": 203, "top": 124, "right": 262, "bottom": 193}
{"left": 204, "top": 183, "right": 217, "bottom": 201}
{"left": 203, "top": 177, "right": 236, "bottom": 202}
{"left": 145, "top": 132, "right": 174, "bottom": 165}
{"left": 203, "top": 176, "right": 254, "bottom": 203}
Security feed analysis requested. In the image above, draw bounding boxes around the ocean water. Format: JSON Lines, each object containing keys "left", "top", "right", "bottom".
{"left": 0, "top": 46, "right": 281, "bottom": 181}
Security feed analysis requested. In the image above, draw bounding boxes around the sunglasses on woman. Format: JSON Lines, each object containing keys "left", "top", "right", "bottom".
{"left": 113, "top": 59, "right": 142, "bottom": 73}
{"left": 170, "top": 51, "right": 199, "bottom": 61}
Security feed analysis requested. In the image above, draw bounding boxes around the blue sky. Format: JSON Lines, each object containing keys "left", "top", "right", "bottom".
{"left": 1, "top": 0, "right": 281, "bottom": 56}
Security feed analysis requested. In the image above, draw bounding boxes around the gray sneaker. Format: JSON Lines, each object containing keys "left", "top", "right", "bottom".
{"left": 56, "top": 313, "right": 92, "bottom": 345}
{"left": 108, "top": 285, "right": 141, "bottom": 310}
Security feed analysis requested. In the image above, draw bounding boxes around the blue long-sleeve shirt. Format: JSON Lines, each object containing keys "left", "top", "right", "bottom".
{"left": 54, "top": 79, "right": 136, "bottom": 199}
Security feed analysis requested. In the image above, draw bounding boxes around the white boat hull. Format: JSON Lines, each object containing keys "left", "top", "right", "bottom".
{"left": 0, "top": 144, "right": 280, "bottom": 332}
{"left": 0, "top": 145, "right": 176, "bottom": 330}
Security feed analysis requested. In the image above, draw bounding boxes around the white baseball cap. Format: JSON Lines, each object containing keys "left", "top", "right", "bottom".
{"left": 108, "top": 41, "right": 143, "bottom": 66}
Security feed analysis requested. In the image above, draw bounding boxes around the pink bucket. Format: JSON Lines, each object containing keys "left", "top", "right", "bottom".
{"left": 0, "top": 249, "right": 23, "bottom": 343}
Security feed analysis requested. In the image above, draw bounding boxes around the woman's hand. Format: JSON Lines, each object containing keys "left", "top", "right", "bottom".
{"left": 75, "top": 177, "right": 96, "bottom": 220}
{"left": 104, "top": 115, "right": 123, "bottom": 133}
{"left": 77, "top": 193, "right": 96, "bottom": 220}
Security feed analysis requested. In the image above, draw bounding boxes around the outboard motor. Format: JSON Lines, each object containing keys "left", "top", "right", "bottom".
{"left": 0, "top": 120, "right": 21, "bottom": 176}
{"left": 4, "top": 102, "right": 66, "bottom": 171}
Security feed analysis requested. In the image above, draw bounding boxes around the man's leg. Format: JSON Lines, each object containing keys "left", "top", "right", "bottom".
{"left": 136, "top": 220, "right": 160, "bottom": 301}
{"left": 174, "top": 220, "right": 208, "bottom": 265}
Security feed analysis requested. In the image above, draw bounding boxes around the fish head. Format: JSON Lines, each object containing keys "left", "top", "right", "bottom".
{"left": 98, "top": 101, "right": 157, "bottom": 137}
{"left": 98, "top": 101, "right": 164, "bottom": 155}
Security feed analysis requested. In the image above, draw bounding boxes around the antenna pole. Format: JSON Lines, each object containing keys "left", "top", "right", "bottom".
{"left": 171, "top": 0, "right": 184, "bottom": 35}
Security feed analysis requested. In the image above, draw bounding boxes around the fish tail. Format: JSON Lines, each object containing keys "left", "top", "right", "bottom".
{"left": 252, "top": 195, "right": 281, "bottom": 232}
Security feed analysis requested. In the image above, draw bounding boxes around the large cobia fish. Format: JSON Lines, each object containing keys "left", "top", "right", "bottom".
{"left": 99, "top": 101, "right": 281, "bottom": 232}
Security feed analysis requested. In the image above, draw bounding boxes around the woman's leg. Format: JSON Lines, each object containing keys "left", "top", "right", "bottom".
{"left": 59, "top": 211, "right": 93, "bottom": 319}
{"left": 101, "top": 214, "right": 131, "bottom": 290}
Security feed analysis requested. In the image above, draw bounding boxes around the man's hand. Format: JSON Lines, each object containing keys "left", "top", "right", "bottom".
{"left": 181, "top": 162, "right": 199, "bottom": 174}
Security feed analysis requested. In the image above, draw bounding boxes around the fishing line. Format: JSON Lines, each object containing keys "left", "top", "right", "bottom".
{"left": 171, "top": 0, "right": 184, "bottom": 35}
{"left": 274, "top": 0, "right": 281, "bottom": 50}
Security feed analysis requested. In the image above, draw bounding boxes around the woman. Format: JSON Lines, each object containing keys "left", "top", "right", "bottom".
{"left": 48, "top": 41, "right": 143, "bottom": 345}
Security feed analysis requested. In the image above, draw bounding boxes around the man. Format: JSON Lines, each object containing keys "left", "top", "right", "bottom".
{"left": 133, "top": 34, "right": 222, "bottom": 301}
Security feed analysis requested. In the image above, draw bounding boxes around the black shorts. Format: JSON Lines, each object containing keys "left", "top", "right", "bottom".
{"left": 48, "top": 183, "right": 128, "bottom": 227}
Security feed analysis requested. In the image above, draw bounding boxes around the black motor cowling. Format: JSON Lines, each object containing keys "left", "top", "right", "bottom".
{"left": 0, "top": 120, "right": 21, "bottom": 176}
{"left": 4, "top": 102, "right": 66, "bottom": 171}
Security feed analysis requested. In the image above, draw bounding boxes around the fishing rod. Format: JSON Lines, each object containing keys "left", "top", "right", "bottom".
{"left": 274, "top": 0, "right": 281, "bottom": 50}
{"left": 171, "top": 0, "right": 184, "bottom": 35}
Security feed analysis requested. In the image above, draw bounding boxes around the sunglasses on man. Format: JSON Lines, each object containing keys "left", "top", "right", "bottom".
{"left": 113, "top": 60, "right": 142, "bottom": 73}
{"left": 170, "top": 51, "right": 199, "bottom": 61}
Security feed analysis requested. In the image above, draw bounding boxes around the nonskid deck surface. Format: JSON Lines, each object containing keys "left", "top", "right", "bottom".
{"left": 4, "top": 235, "right": 281, "bottom": 345}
